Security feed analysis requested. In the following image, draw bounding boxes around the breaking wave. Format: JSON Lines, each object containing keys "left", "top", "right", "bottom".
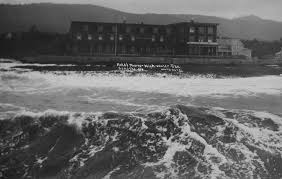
{"left": 1, "top": 70, "right": 282, "bottom": 98}
{"left": 1, "top": 105, "right": 282, "bottom": 178}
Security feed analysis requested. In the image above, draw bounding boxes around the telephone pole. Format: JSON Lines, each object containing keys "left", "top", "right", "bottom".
{"left": 115, "top": 23, "right": 118, "bottom": 56}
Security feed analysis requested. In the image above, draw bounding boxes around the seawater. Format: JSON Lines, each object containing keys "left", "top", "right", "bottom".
{"left": 1, "top": 60, "right": 282, "bottom": 115}
{"left": 1, "top": 59, "right": 282, "bottom": 178}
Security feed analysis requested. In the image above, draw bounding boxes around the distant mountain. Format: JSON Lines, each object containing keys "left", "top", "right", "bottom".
{"left": 233, "top": 15, "right": 263, "bottom": 21}
{"left": 0, "top": 3, "right": 282, "bottom": 41}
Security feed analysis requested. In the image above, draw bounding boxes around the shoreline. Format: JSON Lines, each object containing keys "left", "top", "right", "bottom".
{"left": 5, "top": 62, "right": 282, "bottom": 78}
{"left": 19, "top": 55, "right": 282, "bottom": 65}
{"left": 2, "top": 56, "right": 282, "bottom": 77}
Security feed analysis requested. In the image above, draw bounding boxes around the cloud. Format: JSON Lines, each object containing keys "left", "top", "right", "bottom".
{"left": 1, "top": 0, "right": 281, "bottom": 21}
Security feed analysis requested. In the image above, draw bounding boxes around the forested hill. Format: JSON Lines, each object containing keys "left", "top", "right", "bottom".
{"left": 0, "top": 3, "right": 282, "bottom": 41}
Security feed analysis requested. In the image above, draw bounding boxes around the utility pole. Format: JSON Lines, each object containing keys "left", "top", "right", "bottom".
{"left": 115, "top": 23, "right": 118, "bottom": 56}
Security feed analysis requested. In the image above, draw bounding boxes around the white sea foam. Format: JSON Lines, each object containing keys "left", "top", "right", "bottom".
{"left": 1, "top": 69, "right": 281, "bottom": 98}
{"left": 1, "top": 59, "right": 282, "bottom": 98}
{"left": 0, "top": 103, "right": 27, "bottom": 120}
{"left": 208, "top": 107, "right": 282, "bottom": 155}
{"left": 40, "top": 73, "right": 282, "bottom": 97}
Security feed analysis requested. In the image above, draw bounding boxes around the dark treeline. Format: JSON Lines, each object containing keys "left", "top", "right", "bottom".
{"left": 0, "top": 25, "right": 69, "bottom": 59}
{"left": 242, "top": 39, "right": 282, "bottom": 59}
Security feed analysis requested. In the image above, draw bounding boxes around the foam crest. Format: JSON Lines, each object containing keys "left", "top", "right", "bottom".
{"left": 1, "top": 69, "right": 282, "bottom": 98}
{"left": 39, "top": 72, "right": 282, "bottom": 97}
{"left": 1, "top": 62, "right": 282, "bottom": 97}
{"left": 1, "top": 106, "right": 282, "bottom": 178}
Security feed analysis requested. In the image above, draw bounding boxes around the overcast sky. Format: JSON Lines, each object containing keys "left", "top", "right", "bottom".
{"left": 1, "top": 0, "right": 282, "bottom": 22}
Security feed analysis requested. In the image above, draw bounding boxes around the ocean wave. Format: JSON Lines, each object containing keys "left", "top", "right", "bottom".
{"left": 28, "top": 73, "right": 282, "bottom": 97}
{"left": 0, "top": 105, "right": 281, "bottom": 178}
{"left": 1, "top": 69, "right": 282, "bottom": 98}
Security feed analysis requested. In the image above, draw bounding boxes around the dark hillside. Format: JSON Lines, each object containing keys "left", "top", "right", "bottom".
{"left": 0, "top": 3, "right": 282, "bottom": 40}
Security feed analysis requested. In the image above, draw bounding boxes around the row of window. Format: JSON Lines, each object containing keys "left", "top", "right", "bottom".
{"left": 82, "top": 25, "right": 168, "bottom": 34}
{"left": 195, "top": 36, "right": 214, "bottom": 42}
{"left": 75, "top": 45, "right": 217, "bottom": 55}
{"left": 76, "top": 45, "right": 171, "bottom": 54}
{"left": 76, "top": 34, "right": 214, "bottom": 42}
{"left": 181, "top": 27, "right": 214, "bottom": 34}
{"left": 80, "top": 25, "right": 214, "bottom": 34}
{"left": 76, "top": 34, "right": 165, "bottom": 42}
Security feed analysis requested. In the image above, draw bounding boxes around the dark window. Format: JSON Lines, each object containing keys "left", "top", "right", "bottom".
{"left": 130, "top": 46, "right": 135, "bottom": 53}
{"left": 140, "top": 27, "right": 145, "bottom": 33}
{"left": 83, "top": 25, "right": 88, "bottom": 31}
{"left": 189, "top": 36, "right": 195, "bottom": 42}
{"left": 199, "top": 27, "right": 205, "bottom": 34}
{"left": 153, "top": 27, "right": 159, "bottom": 34}
{"left": 166, "top": 28, "right": 171, "bottom": 34}
{"left": 98, "top": 45, "right": 103, "bottom": 53}
{"left": 126, "top": 26, "right": 131, "bottom": 33}
{"left": 105, "top": 45, "right": 112, "bottom": 53}
{"left": 112, "top": 26, "right": 116, "bottom": 32}
{"left": 208, "top": 27, "right": 214, "bottom": 34}
{"left": 98, "top": 25, "right": 103, "bottom": 32}
{"left": 121, "top": 45, "right": 127, "bottom": 53}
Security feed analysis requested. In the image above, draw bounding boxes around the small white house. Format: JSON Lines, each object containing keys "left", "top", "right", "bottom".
{"left": 275, "top": 48, "right": 282, "bottom": 59}
{"left": 217, "top": 38, "right": 252, "bottom": 59}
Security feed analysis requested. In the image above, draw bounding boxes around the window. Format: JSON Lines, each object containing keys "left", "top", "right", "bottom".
{"left": 76, "top": 33, "right": 82, "bottom": 40}
{"left": 130, "top": 46, "right": 136, "bottom": 53}
{"left": 160, "top": 36, "right": 164, "bottom": 42}
{"left": 189, "top": 27, "right": 195, "bottom": 33}
{"left": 153, "top": 27, "right": 158, "bottom": 34}
{"left": 110, "top": 34, "right": 114, "bottom": 41}
{"left": 140, "top": 27, "right": 145, "bottom": 33}
{"left": 208, "top": 36, "right": 213, "bottom": 42}
{"left": 121, "top": 45, "right": 126, "bottom": 53}
{"left": 83, "top": 25, "right": 88, "bottom": 31}
{"left": 98, "top": 25, "right": 103, "bottom": 32}
{"left": 105, "top": 45, "right": 113, "bottom": 53}
{"left": 112, "top": 26, "right": 116, "bottom": 32}
{"left": 126, "top": 26, "right": 131, "bottom": 33}
{"left": 166, "top": 28, "right": 171, "bottom": 34}
{"left": 152, "top": 35, "right": 156, "bottom": 42}
{"left": 199, "top": 27, "right": 205, "bottom": 34}
{"left": 98, "top": 45, "right": 103, "bottom": 53}
{"left": 98, "top": 35, "right": 103, "bottom": 40}
{"left": 189, "top": 36, "right": 195, "bottom": 42}
{"left": 119, "top": 35, "right": 123, "bottom": 41}
{"left": 87, "top": 34, "right": 92, "bottom": 40}
{"left": 131, "top": 35, "right": 135, "bottom": 41}
{"left": 199, "top": 36, "right": 205, "bottom": 42}
{"left": 180, "top": 28, "right": 185, "bottom": 33}
{"left": 208, "top": 27, "right": 214, "bottom": 34}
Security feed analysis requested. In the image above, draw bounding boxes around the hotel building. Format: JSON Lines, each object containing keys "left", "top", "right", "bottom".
{"left": 68, "top": 20, "right": 218, "bottom": 57}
